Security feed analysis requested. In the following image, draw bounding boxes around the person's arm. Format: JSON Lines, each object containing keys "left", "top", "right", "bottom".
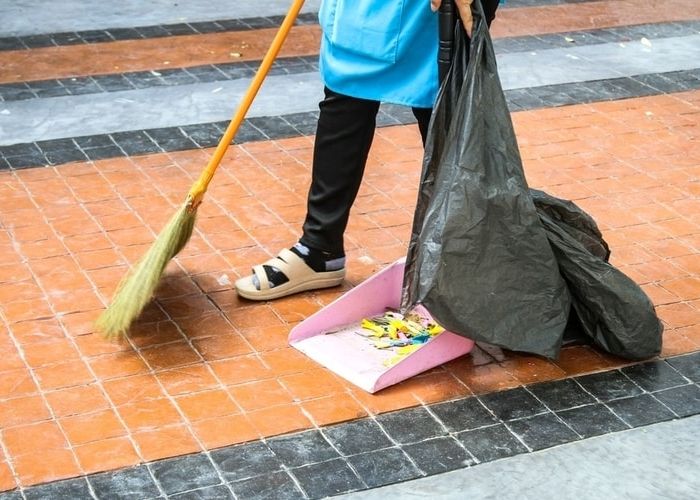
{"left": 431, "top": 0, "right": 474, "bottom": 36}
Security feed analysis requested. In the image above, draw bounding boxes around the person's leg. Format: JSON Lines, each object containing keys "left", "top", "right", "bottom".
{"left": 300, "top": 87, "right": 381, "bottom": 256}
{"left": 483, "top": 0, "right": 500, "bottom": 26}
{"left": 412, "top": 107, "right": 432, "bottom": 146}
{"left": 235, "top": 87, "right": 380, "bottom": 299}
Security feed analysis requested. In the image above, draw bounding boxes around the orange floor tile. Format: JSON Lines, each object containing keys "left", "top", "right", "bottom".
{"left": 1, "top": 88, "right": 699, "bottom": 488}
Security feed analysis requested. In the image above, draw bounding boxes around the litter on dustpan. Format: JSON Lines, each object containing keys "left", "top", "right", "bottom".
{"left": 357, "top": 309, "right": 445, "bottom": 367}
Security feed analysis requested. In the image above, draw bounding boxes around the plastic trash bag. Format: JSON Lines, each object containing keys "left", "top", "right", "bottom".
{"left": 402, "top": 1, "right": 662, "bottom": 360}
{"left": 532, "top": 190, "right": 663, "bottom": 360}
{"left": 402, "top": 2, "right": 570, "bottom": 359}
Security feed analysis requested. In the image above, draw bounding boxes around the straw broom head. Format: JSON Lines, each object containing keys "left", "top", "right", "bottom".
{"left": 96, "top": 204, "right": 197, "bottom": 340}
{"left": 94, "top": 0, "right": 305, "bottom": 339}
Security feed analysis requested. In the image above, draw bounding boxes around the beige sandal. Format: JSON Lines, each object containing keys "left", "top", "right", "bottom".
{"left": 235, "top": 248, "right": 345, "bottom": 301}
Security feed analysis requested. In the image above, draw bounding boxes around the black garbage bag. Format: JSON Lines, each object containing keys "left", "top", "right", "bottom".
{"left": 401, "top": 1, "right": 570, "bottom": 359}
{"left": 531, "top": 190, "right": 663, "bottom": 360}
{"left": 401, "top": 0, "right": 662, "bottom": 361}
{"left": 530, "top": 189, "right": 610, "bottom": 262}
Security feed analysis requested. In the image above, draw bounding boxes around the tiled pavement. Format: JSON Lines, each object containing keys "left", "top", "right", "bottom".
{"left": 0, "top": 0, "right": 699, "bottom": 498}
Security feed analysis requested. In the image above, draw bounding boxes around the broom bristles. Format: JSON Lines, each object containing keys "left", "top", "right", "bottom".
{"left": 96, "top": 204, "right": 197, "bottom": 340}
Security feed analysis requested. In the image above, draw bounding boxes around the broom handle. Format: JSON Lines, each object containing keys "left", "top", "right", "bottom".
{"left": 187, "top": 0, "right": 306, "bottom": 210}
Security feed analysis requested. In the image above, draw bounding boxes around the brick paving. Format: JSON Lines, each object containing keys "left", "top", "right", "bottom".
{"left": 0, "top": 0, "right": 699, "bottom": 494}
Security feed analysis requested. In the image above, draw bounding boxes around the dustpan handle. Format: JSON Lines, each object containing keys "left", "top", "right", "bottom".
{"left": 187, "top": 0, "right": 306, "bottom": 211}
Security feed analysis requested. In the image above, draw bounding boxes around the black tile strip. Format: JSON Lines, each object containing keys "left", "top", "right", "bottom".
{"left": 375, "top": 406, "right": 447, "bottom": 445}
{"left": 210, "top": 441, "right": 282, "bottom": 485}
{"left": 170, "top": 484, "right": 233, "bottom": 499}
{"left": 480, "top": 386, "right": 548, "bottom": 421}
{"left": 230, "top": 471, "right": 303, "bottom": 499}
{"left": 492, "top": 20, "right": 700, "bottom": 55}
{"left": 149, "top": 454, "right": 222, "bottom": 496}
{"left": 1, "top": 68, "right": 699, "bottom": 171}
{"left": 404, "top": 436, "right": 475, "bottom": 475}
{"left": 0, "top": 1, "right": 603, "bottom": 52}
{"left": 267, "top": 430, "right": 339, "bottom": 468}
{"left": 5, "top": 20, "right": 700, "bottom": 103}
{"left": 666, "top": 351, "right": 700, "bottom": 382}
{"left": 323, "top": 419, "right": 393, "bottom": 456}
{"left": 89, "top": 467, "right": 161, "bottom": 500}
{"left": 653, "top": 384, "right": 700, "bottom": 417}
{"left": 23, "top": 477, "right": 92, "bottom": 500}
{"left": 620, "top": 360, "right": 689, "bottom": 392}
{"left": 347, "top": 448, "right": 421, "bottom": 489}
{"left": 455, "top": 423, "right": 529, "bottom": 462}
{"left": 606, "top": 393, "right": 677, "bottom": 427}
{"left": 557, "top": 403, "right": 630, "bottom": 438}
{"left": 507, "top": 412, "right": 580, "bottom": 451}
{"left": 527, "top": 378, "right": 596, "bottom": 411}
{"left": 4, "top": 353, "right": 699, "bottom": 499}
{"left": 427, "top": 397, "right": 497, "bottom": 432}
{"left": 292, "top": 458, "right": 364, "bottom": 498}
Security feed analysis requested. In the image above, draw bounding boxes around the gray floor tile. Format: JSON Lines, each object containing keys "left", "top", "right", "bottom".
{"left": 653, "top": 384, "right": 700, "bottom": 417}
{"left": 557, "top": 403, "right": 629, "bottom": 438}
{"left": 528, "top": 378, "right": 596, "bottom": 411}
{"left": 150, "top": 454, "right": 221, "bottom": 496}
{"left": 169, "top": 485, "right": 233, "bottom": 499}
{"left": 89, "top": 466, "right": 161, "bottom": 500}
{"left": 268, "top": 430, "right": 338, "bottom": 468}
{"left": 621, "top": 360, "right": 688, "bottom": 391}
{"left": 479, "top": 387, "right": 547, "bottom": 421}
{"left": 606, "top": 393, "right": 677, "bottom": 426}
{"left": 291, "top": 458, "right": 364, "bottom": 498}
{"left": 575, "top": 370, "right": 644, "bottom": 401}
{"left": 507, "top": 413, "right": 580, "bottom": 450}
{"left": 210, "top": 441, "right": 282, "bottom": 483}
{"left": 376, "top": 406, "right": 446, "bottom": 445}
{"left": 230, "top": 471, "right": 304, "bottom": 500}
{"left": 429, "top": 397, "right": 497, "bottom": 432}
{"left": 403, "top": 437, "right": 474, "bottom": 475}
{"left": 667, "top": 352, "right": 700, "bottom": 382}
{"left": 455, "top": 424, "right": 528, "bottom": 463}
{"left": 347, "top": 448, "right": 421, "bottom": 489}
{"left": 24, "top": 477, "right": 92, "bottom": 500}
{"left": 323, "top": 419, "right": 392, "bottom": 456}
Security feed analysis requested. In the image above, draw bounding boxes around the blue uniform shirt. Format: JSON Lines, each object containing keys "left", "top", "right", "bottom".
{"left": 318, "top": 0, "right": 439, "bottom": 108}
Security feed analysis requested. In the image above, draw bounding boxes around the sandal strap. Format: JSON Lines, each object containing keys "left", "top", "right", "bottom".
{"left": 260, "top": 248, "right": 314, "bottom": 281}
{"left": 252, "top": 264, "right": 271, "bottom": 290}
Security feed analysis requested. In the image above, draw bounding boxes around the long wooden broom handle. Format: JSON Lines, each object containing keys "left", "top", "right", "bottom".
{"left": 187, "top": 0, "right": 306, "bottom": 210}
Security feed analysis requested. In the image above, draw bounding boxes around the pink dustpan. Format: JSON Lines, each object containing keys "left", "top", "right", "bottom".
{"left": 289, "top": 258, "right": 474, "bottom": 393}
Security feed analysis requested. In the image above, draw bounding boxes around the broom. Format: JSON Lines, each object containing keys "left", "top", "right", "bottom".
{"left": 97, "top": 0, "right": 306, "bottom": 339}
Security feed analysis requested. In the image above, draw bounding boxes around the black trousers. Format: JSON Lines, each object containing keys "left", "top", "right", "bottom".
{"left": 300, "top": 1, "right": 500, "bottom": 255}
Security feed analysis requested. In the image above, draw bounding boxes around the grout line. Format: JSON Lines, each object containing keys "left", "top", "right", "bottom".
{"left": 420, "top": 402, "right": 481, "bottom": 466}
{"left": 521, "top": 385, "right": 585, "bottom": 440}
